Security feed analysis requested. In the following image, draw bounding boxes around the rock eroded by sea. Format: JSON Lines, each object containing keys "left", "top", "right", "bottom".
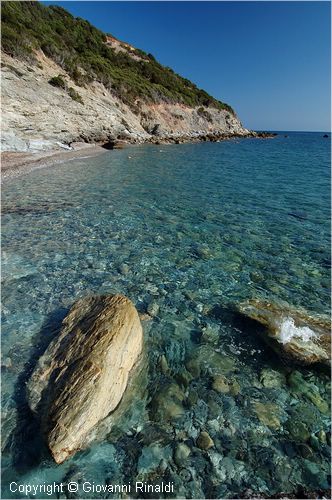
{"left": 28, "top": 294, "right": 143, "bottom": 463}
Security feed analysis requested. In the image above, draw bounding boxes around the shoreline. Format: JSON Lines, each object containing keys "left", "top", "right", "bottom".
{"left": 1, "top": 143, "right": 108, "bottom": 183}
{"left": 1, "top": 131, "right": 276, "bottom": 183}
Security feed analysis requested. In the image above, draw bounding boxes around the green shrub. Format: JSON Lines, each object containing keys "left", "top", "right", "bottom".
{"left": 197, "top": 106, "right": 213, "bottom": 123}
{"left": 48, "top": 75, "right": 66, "bottom": 89}
{"left": 68, "top": 87, "right": 83, "bottom": 104}
{"left": 1, "top": 1, "right": 235, "bottom": 114}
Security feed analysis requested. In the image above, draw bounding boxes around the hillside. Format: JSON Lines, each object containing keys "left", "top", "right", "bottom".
{"left": 1, "top": 1, "right": 252, "bottom": 152}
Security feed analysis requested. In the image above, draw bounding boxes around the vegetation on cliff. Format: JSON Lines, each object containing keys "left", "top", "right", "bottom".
{"left": 1, "top": 1, "right": 234, "bottom": 113}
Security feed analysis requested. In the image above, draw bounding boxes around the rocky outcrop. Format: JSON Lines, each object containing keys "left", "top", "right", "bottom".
{"left": 1, "top": 52, "right": 253, "bottom": 153}
{"left": 27, "top": 294, "right": 143, "bottom": 464}
{"left": 238, "top": 299, "right": 330, "bottom": 367}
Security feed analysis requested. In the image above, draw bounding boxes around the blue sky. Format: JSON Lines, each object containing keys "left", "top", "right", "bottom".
{"left": 43, "top": 1, "right": 331, "bottom": 131}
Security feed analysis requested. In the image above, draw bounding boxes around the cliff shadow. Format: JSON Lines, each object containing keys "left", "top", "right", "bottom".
{"left": 8, "top": 306, "right": 69, "bottom": 474}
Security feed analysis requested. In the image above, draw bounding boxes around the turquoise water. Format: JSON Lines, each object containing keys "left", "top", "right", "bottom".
{"left": 1, "top": 133, "right": 331, "bottom": 498}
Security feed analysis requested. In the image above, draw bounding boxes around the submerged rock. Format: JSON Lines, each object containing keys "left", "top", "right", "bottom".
{"left": 147, "top": 301, "right": 159, "bottom": 317}
{"left": 212, "top": 375, "right": 241, "bottom": 396}
{"left": 259, "top": 368, "right": 286, "bottom": 388}
{"left": 196, "top": 431, "right": 214, "bottom": 450}
{"left": 159, "top": 354, "right": 169, "bottom": 374}
{"left": 238, "top": 299, "right": 330, "bottom": 366}
{"left": 253, "top": 402, "right": 281, "bottom": 430}
{"left": 149, "top": 383, "right": 185, "bottom": 422}
{"left": 27, "top": 294, "right": 143, "bottom": 463}
{"left": 186, "top": 344, "right": 236, "bottom": 378}
{"left": 285, "top": 419, "right": 310, "bottom": 442}
{"left": 288, "top": 371, "right": 329, "bottom": 414}
{"left": 212, "top": 375, "right": 230, "bottom": 394}
{"left": 174, "top": 442, "right": 191, "bottom": 466}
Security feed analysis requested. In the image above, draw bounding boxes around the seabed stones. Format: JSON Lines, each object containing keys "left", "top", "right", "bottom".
{"left": 196, "top": 431, "right": 214, "bottom": 450}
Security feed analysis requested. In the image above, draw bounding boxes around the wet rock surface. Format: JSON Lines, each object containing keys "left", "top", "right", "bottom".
{"left": 238, "top": 299, "right": 331, "bottom": 366}
{"left": 27, "top": 294, "right": 143, "bottom": 463}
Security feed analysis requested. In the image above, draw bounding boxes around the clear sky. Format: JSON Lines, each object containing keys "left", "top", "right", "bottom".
{"left": 42, "top": 1, "right": 331, "bottom": 131}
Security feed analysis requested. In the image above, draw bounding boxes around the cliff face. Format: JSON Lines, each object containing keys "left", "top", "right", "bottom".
{"left": 1, "top": 52, "right": 249, "bottom": 153}
{"left": 1, "top": 2, "right": 250, "bottom": 152}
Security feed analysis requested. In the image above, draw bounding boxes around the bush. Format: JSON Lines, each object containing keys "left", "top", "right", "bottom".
{"left": 197, "top": 106, "right": 213, "bottom": 123}
{"left": 48, "top": 75, "right": 66, "bottom": 89}
{"left": 1, "top": 1, "right": 235, "bottom": 114}
{"left": 68, "top": 87, "right": 83, "bottom": 104}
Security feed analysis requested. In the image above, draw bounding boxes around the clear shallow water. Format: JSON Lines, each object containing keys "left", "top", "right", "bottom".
{"left": 1, "top": 133, "right": 331, "bottom": 498}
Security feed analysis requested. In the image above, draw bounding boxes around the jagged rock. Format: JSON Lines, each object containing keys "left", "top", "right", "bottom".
{"left": 27, "top": 294, "right": 143, "bottom": 464}
{"left": 238, "top": 299, "right": 330, "bottom": 367}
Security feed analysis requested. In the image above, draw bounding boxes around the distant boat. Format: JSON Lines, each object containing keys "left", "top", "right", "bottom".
{"left": 323, "top": 134, "right": 329, "bottom": 138}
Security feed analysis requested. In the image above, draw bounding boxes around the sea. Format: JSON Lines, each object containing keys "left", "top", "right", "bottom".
{"left": 1, "top": 131, "right": 331, "bottom": 498}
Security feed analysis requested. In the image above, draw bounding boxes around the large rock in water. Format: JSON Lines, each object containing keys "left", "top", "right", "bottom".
{"left": 27, "top": 294, "right": 143, "bottom": 464}
{"left": 238, "top": 299, "right": 330, "bottom": 367}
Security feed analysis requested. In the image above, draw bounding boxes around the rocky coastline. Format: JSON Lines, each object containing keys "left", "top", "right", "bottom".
{"left": 1, "top": 130, "right": 276, "bottom": 182}
{"left": 2, "top": 49, "right": 276, "bottom": 180}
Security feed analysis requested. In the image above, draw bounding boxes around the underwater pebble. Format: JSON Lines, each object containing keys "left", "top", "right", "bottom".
{"left": 137, "top": 444, "right": 172, "bottom": 476}
{"left": 118, "top": 263, "right": 129, "bottom": 275}
{"left": 286, "top": 419, "right": 310, "bottom": 442}
{"left": 212, "top": 375, "right": 230, "bottom": 394}
{"left": 1, "top": 357, "right": 12, "bottom": 370}
{"left": 207, "top": 419, "right": 222, "bottom": 434}
{"left": 176, "top": 369, "right": 193, "bottom": 388}
{"left": 260, "top": 368, "right": 286, "bottom": 388}
{"left": 150, "top": 383, "right": 185, "bottom": 422}
{"left": 147, "top": 301, "right": 159, "bottom": 317}
{"left": 253, "top": 402, "right": 281, "bottom": 430}
{"left": 201, "top": 325, "right": 220, "bottom": 344}
{"left": 288, "top": 371, "right": 329, "bottom": 414}
{"left": 298, "top": 443, "right": 314, "bottom": 459}
{"left": 159, "top": 354, "right": 169, "bottom": 374}
{"left": 302, "top": 459, "right": 330, "bottom": 489}
{"left": 197, "top": 431, "right": 214, "bottom": 450}
{"left": 179, "top": 468, "right": 192, "bottom": 482}
{"left": 317, "top": 429, "right": 327, "bottom": 444}
{"left": 174, "top": 443, "right": 191, "bottom": 467}
{"left": 186, "top": 389, "right": 198, "bottom": 408}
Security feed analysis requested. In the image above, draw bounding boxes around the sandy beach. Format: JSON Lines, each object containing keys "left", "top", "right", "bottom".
{"left": 1, "top": 143, "right": 107, "bottom": 183}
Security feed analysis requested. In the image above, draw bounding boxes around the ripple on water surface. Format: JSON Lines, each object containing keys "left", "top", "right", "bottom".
{"left": 1, "top": 133, "right": 331, "bottom": 498}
